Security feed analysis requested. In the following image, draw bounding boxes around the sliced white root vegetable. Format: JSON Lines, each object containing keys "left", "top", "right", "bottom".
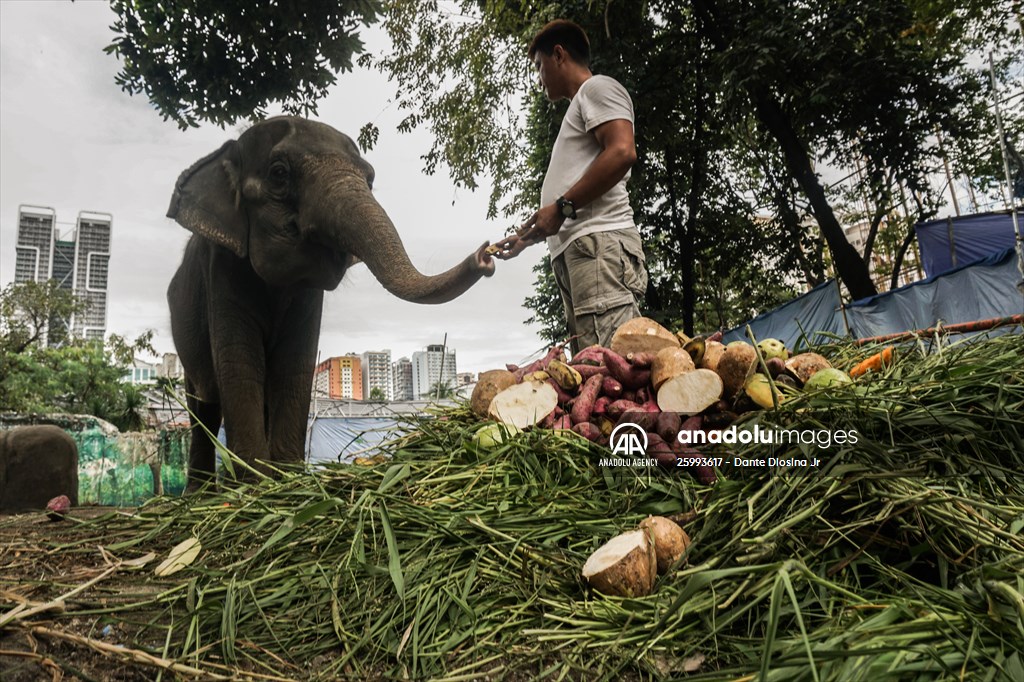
{"left": 656, "top": 368, "right": 724, "bottom": 415}
{"left": 487, "top": 379, "right": 558, "bottom": 429}
{"left": 651, "top": 346, "right": 695, "bottom": 391}
{"left": 582, "top": 529, "right": 657, "bottom": 597}
{"left": 609, "top": 317, "right": 680, "bottom": 356}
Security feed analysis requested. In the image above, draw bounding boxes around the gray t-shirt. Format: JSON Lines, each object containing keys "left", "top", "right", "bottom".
{"left": 542, "top": 74, "right": 637, "bottom": 258}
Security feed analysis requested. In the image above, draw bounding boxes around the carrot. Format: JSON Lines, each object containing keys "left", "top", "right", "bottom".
{"left": 849, "top": 346, "right": 894, "bottom": 378}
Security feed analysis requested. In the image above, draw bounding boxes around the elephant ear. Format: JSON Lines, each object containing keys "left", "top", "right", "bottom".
{"left": 167, "top": 140, "right": 248, "bottom": 258}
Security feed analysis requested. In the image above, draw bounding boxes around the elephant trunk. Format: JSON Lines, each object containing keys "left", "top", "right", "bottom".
{"left": 323, "top": 177, "right": 494, "bottom": 304}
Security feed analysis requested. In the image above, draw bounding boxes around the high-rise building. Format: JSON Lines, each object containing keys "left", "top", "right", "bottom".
{"left": 361, "top": 349, "right": 392, "bottom": 401}
{"left": 73, "top": 212, "right": 112, "bottom": 340}
{"left": 14, "top": 205, "right": 112, "bottom": 343}
{"left": 412, "top": 344, "right": 457, "bottom": 399}
{"left": 314, "top": 355, "right": 363, "bottom": 400}
{"left": 392, "top": 357, "right": 414, "bottom": 401}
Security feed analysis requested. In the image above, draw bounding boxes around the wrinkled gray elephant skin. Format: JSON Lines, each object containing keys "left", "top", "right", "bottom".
{"left": 0, "top": 425, "right": 79, "bottom": 512}
{"left": 167, "top": 116, "right": 494, "bottom": 491}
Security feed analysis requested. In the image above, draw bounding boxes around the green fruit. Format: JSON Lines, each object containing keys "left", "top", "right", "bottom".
{"left": 471, "top": 423, "right": 522, "bottom": 449}
{"left": 757, "top": 338, "right": 789, "bottom": 361}
{"left": 803, "top": 368, "right": 852, "bottom": 391}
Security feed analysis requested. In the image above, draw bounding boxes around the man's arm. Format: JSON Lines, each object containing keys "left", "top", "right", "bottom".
{"left": 494, "top": 118, "right": 637, "bottom": 258}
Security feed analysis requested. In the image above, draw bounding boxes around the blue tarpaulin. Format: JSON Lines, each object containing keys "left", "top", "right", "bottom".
{"left": 722, "top": 279, "right": 847, "bottom": 349}
{"left": 306, "top": 417, "right": 401, "bottom": 464}
{"left": 914, "top": 211, "right": 1017, "bottom": 278}
{"left": 844, "top": 247, "right": 1023, "bottom": 338}
{"left": 721, "top": 247, "right": 1022, "bottom": 346}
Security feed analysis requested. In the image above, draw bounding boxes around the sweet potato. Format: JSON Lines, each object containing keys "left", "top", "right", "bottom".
{"left": 617, "top": 410, "right": 658, "bottom": 432}
{"left": 646, "top": 432, "right": 676, "bottom": 465}
{"left": 553, "top": 414, "right": 573, "bottom": 430}
{"left": 571, "top": 345, "right": 606, "bottom": 365}
{"left": 571, "top": 363, "right": 608, "bottom": 379}
{"left": 655, "top": 410, "right": 682, "bottom": 444}
{"left": 626, "top": 351, "right": 659, "bottom": 368}
{"left": 546, "top": 378, "right": 574, "bottom": 405}
{"left": 601, "top": 376, "right": 624, "bottom": 399}
{"left": 512, "top": 344, "right": 567, "bottom": 382}
{"left": 570, "top": 373, "right": 605, "bottom": 425}
{"left": 572, "top": 421, "right": 603, "bottom": 442}
{"left": 606, "top": 399, "right": 643, "bottom": 420}
{"left": 540, "top": 406, "right": 565, "bottom": 428}
{"left": 593, "top": 396, "right": 611, "bottom": 417}
{"left": 602, "top": 348, "right": 652, "bottom": 390}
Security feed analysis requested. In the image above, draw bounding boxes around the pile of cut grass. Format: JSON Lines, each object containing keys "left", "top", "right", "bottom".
{"left": 17, "top": 331, "right": 1024, "bottom": 680}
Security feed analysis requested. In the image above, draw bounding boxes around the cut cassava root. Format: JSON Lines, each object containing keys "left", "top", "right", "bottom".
{"left": 487, "top": 379, "right": 559, "bottom": 429}
{"left": 581, "top": 529, "right": 658, "bottom": 597}
{"left": 656, "top": 369, "right": 724, "bottom": 415}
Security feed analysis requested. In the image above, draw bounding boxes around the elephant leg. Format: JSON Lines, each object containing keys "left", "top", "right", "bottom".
{"left": 185, "top": 383, "right": 221, "bottom": 493}
{"left": 266, "top": 293, "right": 323, "bottom": 466}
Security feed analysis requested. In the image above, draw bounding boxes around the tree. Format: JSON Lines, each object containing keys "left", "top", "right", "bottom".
{"left": 369, "top": 386, "right": 387, "bottom": 401}
{"left": 0, "top": 280, "right": 88, "bottom": 355}
{"left": 366, "top": 0, "right": 1019, "bottom": 329}
{"left": 0, "top": 316, "right": 156, "bottom": 431}
{"left": 421, "top": 381, "right": 456, "bottom": 400}
{"left": 105, "top": 0, "right": 382, "bottom": 128}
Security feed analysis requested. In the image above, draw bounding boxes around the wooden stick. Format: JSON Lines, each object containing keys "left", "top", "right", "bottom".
{"left": 854, "top": 314, "right": 1024, "bottom": 345}
{"left": 25, "top": 625, "right": 232, "bottom": 679}
{"left": 0, "top": 564, "right": 118, "bottom": 628}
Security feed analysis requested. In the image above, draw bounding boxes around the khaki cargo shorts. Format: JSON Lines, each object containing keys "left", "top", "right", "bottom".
{"left": 551, "top": 228, "right": 648, "bottom": 355}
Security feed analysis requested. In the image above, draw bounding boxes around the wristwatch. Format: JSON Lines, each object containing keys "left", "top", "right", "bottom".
{"left": 556, "top": 196, "right": 577, "bottom": 220}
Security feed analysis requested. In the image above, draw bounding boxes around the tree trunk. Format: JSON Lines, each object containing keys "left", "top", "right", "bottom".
{"left": 665, "top": 150, "right": 694, "bottom": 335}
{"left": 751, "top": 91, "right": 877, "bottom": 299}
{"left": 890, "top": 221, "right": 918, "bottom": 290}
{"left": 690, "top": 0, "right": 878, "bottom": 300}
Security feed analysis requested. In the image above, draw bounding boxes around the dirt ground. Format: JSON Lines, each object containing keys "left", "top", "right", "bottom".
{"left": 1, "top": 507, "right": 161, "bottom": 682}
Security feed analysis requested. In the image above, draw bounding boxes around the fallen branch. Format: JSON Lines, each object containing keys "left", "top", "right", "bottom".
{"left": 0, "top": 564, "right": 119, "bottom": 628}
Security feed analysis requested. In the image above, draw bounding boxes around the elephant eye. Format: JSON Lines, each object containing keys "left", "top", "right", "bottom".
{"left": 269, "top": 163, "right": 289, "bottom": 183}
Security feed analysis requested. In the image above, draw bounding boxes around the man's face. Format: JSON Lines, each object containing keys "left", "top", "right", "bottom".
{"left": 533, "top": 50, "right": 561, "bottom": 101}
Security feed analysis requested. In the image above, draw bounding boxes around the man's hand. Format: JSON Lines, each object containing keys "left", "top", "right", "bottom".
{"left": 518, "top": 203, "right": 565, "bottom": 244}
{"left": 492, "top": 204, "right": 566, "bottom": 260}
{"left": 491, "top": 234, "right": 530, "bottom": 260}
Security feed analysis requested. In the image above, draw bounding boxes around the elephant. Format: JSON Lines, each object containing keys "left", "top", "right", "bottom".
{"left": 167, "top": 116, "right": 495, "bottom": 491}
{"left": 0, "top": 425, "right": 79, "bottom": 512}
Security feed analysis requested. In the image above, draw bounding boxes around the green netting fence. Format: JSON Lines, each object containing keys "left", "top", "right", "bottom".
{"left": 1, "top": 414, "right": 189, "bottom": 506}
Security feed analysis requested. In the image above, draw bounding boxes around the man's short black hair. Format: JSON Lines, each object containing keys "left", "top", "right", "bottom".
{"left": 528, "top": 20, "right": 590, "bottom": 66}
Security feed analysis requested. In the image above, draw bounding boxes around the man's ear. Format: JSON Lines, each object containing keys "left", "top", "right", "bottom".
{"left": 167, "top": 140, "right": 248, "bottom": 258}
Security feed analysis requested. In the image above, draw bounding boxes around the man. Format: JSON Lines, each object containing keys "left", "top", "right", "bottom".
{"left": 494, "top": 19, "right": 647, "bottom": 355}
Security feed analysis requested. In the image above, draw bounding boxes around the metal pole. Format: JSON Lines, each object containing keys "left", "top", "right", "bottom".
{"left": 988, "top": 53, "right": 1024, "bottom": 294}
{"left": 436, "top": 333, "right": 448, "bottom": 401}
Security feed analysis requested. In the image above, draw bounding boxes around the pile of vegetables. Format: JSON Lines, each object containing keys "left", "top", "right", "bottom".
{"left": 3, "top": 328, "right": 1022, "bottom": 680}
{"left": 472, "top": 317, "right": 865, "bottom": 484}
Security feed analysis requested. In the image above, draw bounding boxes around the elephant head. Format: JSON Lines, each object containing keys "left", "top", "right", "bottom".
{"left": 166, "top": 116, "right": 494, "bottom": 301}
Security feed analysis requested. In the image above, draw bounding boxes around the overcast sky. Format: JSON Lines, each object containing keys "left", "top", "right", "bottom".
{"left": 0, "top": 1, "right": 550, "bottom": 376}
